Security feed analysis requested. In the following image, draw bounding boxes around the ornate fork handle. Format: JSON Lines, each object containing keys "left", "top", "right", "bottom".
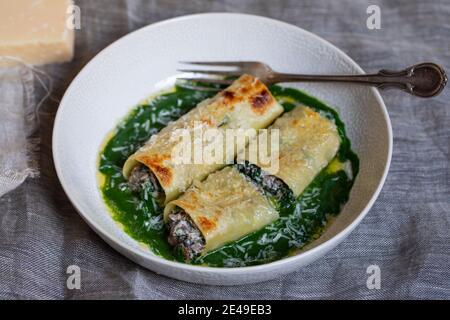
{"left": 271, "top": 63, "right": 447, "bottom": 98}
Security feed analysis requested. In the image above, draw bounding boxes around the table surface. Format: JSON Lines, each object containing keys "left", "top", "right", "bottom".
{"left": 0, "top": 0, "right": 449, "bottom": 299}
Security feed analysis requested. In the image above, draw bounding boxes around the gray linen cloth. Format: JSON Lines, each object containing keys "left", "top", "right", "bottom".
{"left": 0, "top": 67, "right": 39, "bottom": 197}
{"left": 0, "top": 0, "right": 449, "bottom": 299}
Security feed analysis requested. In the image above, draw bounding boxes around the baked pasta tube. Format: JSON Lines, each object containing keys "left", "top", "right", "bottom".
{"left": 123, "top": 75, "right": 284, "bottom": 204}
{"left": 164, "top": 166, "right": 279, "bottom": 260}
{"left": 238, "top": 105, "right": 341, "bottom": 198}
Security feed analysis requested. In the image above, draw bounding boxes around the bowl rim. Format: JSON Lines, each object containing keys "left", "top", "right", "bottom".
{"left": 53, "top": 12, "right": 393, "bottom": 275}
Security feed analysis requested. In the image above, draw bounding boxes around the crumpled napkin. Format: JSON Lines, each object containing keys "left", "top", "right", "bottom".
{"left": 0, "top": 66, "right": 39, "bottom": 197}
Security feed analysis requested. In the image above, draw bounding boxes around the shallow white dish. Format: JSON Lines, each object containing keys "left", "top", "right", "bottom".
{"left": 53, "top": 13, "right": 392, "bottom": 285}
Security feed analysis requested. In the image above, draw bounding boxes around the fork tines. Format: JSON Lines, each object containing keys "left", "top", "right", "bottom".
{"left": 177, "top": 61, "right": 252, "bottom": 88}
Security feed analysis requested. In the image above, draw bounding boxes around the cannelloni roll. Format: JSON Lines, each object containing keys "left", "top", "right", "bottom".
{"left": 123, "top": 75, "right": 284, "bottom": 204}
{"left": 239, "top": 105, "right": 341, "bottom": 198}
{"left": 164, "top": 166, "right": 278, "bottom": 260}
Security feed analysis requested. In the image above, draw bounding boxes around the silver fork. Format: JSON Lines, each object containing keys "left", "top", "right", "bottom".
{"left": 178, "top": 61, "right": 447, "bottom": 98}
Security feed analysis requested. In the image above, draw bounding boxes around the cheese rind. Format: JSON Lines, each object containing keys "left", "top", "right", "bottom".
{"left": 0, "top": 0, "right": 75, "bottom": 67}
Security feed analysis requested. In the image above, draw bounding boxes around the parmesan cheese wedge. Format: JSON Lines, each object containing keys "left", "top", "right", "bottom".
{"left": 0, "top": 0, "right": 75, "bottom": 67}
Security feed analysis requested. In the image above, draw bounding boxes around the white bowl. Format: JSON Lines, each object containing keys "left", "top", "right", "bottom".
{"left": 53, "top": 13, "right": 392, "bottom": 285}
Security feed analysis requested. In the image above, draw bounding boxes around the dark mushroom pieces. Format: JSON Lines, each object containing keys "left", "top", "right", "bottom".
{"left": 167, "top": 208, "right": 205, "bottom": 262}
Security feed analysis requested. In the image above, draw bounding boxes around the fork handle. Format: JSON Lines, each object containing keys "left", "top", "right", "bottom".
{"left": 272, "top": 63, "right": 447, "bottom": 98}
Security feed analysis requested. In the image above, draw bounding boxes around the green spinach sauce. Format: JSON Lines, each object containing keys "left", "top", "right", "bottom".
{"left": 98, "top": 84, "right": 359, "bottom": 267}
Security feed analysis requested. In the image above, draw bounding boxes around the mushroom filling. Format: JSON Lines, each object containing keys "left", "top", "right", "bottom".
{"left": 236, "top": 161, "right": 294, "bottom": 205}
{"left": 128, "top": 165, "right": 164, "bottom": 201}
{"left": 167, "top": 208, "right": 205, "bottom": 262}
